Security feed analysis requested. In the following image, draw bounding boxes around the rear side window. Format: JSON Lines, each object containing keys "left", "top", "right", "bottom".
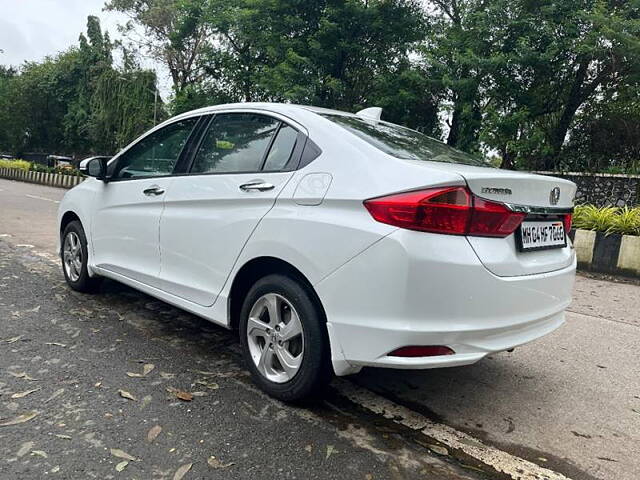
{"left": 322, "top": 114, "right": 490, "bottom": 167}
{"left": 191, "top": 113, "right": 279, "bottom": 174}
{"left": 113, "top": 118, "right": 198, "bottom": 179}
{"left": 263, "top": 125, "right": 298, "bottom": 171}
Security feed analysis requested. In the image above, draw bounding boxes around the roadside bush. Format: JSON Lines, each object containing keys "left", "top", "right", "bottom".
{"left": 573, "top": 205, "right": 640, "bottom": 236}
{"left": 0, "top": 158, "right": 31, "bottom": 171}
{"left": 29, "top": 163, "right": 82, "bottom": 176}
{"left": 0, "top": 158, "right": 82, "bottom": 177}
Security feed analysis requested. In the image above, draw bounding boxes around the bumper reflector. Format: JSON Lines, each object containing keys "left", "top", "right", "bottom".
{"left": 388, "top": 346, "right": 455, "bottom": 357}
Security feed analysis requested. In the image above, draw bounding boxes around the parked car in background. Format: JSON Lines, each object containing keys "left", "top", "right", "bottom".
{"left": 57, "top": 103, "right": 577, "bottom": 401}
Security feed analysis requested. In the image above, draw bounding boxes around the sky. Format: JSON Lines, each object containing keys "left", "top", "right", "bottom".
{"left": 0, "top": 0, "right": 171, "bottom": 94}
{"left": 0, "top": 0, "right": 125, "bottom": 66}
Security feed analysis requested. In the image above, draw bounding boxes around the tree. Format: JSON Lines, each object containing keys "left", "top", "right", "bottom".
{"left": 0, "top": 16, "right": 160, "bottom": 157}
{"left": 174, "top": 0, "right": 437, "bottom": 130}
{"left": 477, "top": 0, "right": 640, "bottom": 169}
{"left": 106, "top": 0, "right": 211, "bottom": 95}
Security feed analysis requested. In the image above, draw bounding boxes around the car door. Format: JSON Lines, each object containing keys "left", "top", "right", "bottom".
{"left": 158, "top": 111, "right": 302, "bottom": 306}
{"left": 91, "top": 117, "right": 200, "bottom": 287}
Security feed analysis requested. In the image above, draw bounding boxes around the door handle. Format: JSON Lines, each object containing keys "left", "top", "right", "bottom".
{"left": 239, "top": 181, "right": 275, "bottom": 192}
{"left": 143, "top": 185, "right": 165, "bottom": 196}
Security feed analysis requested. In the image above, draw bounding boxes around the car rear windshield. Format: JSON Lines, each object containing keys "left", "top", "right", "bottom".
{"left": 322, "top": 114, "right": 490, "bottom": 167}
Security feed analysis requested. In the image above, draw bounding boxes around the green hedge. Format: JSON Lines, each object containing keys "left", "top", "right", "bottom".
{"left": 0, "top": 159, "right": 31, "bottom": 171}
{"left": 0, "top": 158, "right": 81, "bottom": 176}
{"left": 573, "top": 205, "right": 640, "bottom": 236}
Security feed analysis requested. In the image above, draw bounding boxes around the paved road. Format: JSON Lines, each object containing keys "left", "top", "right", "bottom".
{"left": 1, "top": 178, "right": 639, "bottom": 480}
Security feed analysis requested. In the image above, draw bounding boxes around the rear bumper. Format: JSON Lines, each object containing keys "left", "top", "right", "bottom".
{"left": 316, "top": 229, "right": 576, "bottom": 375}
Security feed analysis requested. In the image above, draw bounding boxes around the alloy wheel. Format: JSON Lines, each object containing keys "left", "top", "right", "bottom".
{"left": 246, "top": 293, "right": 304, "bottom": 383}
{"left": 63, "top": 231, "right": 83, "bottom": 282}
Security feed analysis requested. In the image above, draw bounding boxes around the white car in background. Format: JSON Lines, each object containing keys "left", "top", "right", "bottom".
{"left": 58, "top": 103, "right": 576, "bottom": 401}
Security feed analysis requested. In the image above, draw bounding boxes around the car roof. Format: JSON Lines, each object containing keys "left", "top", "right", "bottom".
{"left": 174, "top": 102, "right": 358, "bottom": 120}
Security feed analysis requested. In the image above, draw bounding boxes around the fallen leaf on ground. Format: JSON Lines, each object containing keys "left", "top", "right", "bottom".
{"left": 16, "top": 441, "right": 34, "bottom": 457}
{"left": 3, "top": 335, "right": 23, "bottom": 344}
{"left": 0, "top": 411, "right": 39, "bottom": 427}
{"left": 140, "top": 395, "right": 152, "bottom": 409}
{"left": 55, "top": 434, "right": 72, "bottom": 440}
{"left": 51, "top": 466, "right": 60, "bottom": 473}
{"left": 207, "top": 456, "right": 234, "bottom": 469}
{"left": 45, "top": 342, "right": 67, "bottom": 347}
{"left": 11, "top": 388, "right": 40, "bottom": 399}
{"left": 115, "top": 461, "right": 129, "bottom": 472}
{"left": 167, "top": 387, "right": 193, "bottom": 401}
{"left": 27, "top": 306, "right": 41, "bottom": 313}
{"left": 173, "top": 463, "right": 192, "bottom": 480}
{"left": 118, "top": 390, "right": 137, "bottom": 401}
{"left": 31, "top": 450, "right": 48, "bottom": 458}
{"left": 176, "top": 391, "right": 193, "bottom": 401}
{"left": 110, "top": 448, "right": 137, "bottom": 462}
{"left": 428, "top": 444, "right": 449, "bottom": 456}
{"left": 326, "top": 445, "right": 337, "bottom": 460}
{"left": 304, "top": 445, "right": 312, "bottom": 453}
{"left": 147, "top": 425, "right": 162, "bottom": 443}
{"left": 45, "top": 388, "right": 64, "bottom": 403}
{"left": 127, "top": 363, "right": 155, "bottom": 378}
{"left": 8, "top": 372, "right": 38, "bottom": 381}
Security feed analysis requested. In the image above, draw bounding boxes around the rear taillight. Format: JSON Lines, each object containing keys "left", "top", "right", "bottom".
{"left": 364, "top": 186, "right": 526, "bottom": 238}
{"left": 563, "top": 214, "right": 572, "bottom": 233}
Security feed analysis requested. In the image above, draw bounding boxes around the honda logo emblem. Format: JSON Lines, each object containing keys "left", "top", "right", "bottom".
{"left": 550, "top": 187, "right": 561, "bottom": 205}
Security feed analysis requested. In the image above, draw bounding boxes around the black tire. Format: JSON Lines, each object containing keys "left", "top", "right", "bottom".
{"left": 239, "top": 273, "right": 332, "bottom": 402}
{"left": 61, "top": 221, "right": 101, "bottom": 293}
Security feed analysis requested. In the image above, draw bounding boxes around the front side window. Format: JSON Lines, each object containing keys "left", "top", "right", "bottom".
{"left": 113, "top": 118, "right": 198, "bottom": 179}
{"left": 191, "top": 113, "right": 280, "bottom": 174}
{"left": 322, "top": 114, "right": 490, "bottom": 167}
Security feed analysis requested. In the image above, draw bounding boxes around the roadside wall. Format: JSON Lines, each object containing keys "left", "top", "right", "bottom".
{"left": 0, "top": 167, "right": 84, "bottom": 189}
{"left": 536, "top": 171, "right": 640, "bottom": 207}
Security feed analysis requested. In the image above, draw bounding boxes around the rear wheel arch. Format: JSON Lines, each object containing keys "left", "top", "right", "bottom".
{"left": 228, "top": 256, "right": 327, "bottom": 332}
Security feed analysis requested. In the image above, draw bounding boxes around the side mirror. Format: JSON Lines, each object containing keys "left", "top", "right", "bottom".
{"left": 85, "top": 157, "right": 109, "bottom": 182}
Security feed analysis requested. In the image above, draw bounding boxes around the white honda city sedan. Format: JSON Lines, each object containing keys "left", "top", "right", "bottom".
{"left": 58, "top": 103, "right": 576, "bottom": 401}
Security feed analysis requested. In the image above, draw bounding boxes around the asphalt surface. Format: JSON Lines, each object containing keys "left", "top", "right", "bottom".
{"left": 1, "top": 240, "right": 493, "bottom": 480}
{"left": 1, "top": 177, "right": 639, "bottom": 480}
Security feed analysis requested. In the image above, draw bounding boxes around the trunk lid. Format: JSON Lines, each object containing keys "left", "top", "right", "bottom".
{"left": 406, "top": 161, "right": 577, "bottom": 277}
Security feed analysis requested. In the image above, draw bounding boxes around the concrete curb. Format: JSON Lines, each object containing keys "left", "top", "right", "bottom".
{"left": 0, "top": 167, "right": 84, "bottom": 189}
{"left": 571, "top": 228, "right": 640, "bottom": 277}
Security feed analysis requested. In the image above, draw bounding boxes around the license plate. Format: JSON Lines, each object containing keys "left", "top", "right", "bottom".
{"left": 517, "top": 220, "right": 567, "bottom": 252}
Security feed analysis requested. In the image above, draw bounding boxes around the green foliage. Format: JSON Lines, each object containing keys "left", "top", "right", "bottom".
{"left": 0, "top": 16, "right": 160, "bottom": 157}
{"left": 573, "top": 205, "right": 640, "bottom": 236}
{"left": 163, "top": 0, "right": 438, "bottom": 131}
{"left": 0, "top": 159, "right": 31, "bottom": 171}
{"left": 3, "top": 1, "right": 640, "bottom": 173}
{"left": 29, "top": 163, "right": 82, "bottom": 176}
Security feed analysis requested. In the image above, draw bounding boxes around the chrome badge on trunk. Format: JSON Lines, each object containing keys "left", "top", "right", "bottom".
{"left": 481, "top": 187, "right": 512, "bottom": 195}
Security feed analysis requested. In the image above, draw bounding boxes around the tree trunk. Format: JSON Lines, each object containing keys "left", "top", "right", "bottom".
{"left": 544, "top": 60, "right": 590, "bottom": 170}
{"left": 447, "top": 104, "right": 461, "bottom": 146}
{"left": 500, "top": 147, "right": 515, "bottom": 170}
